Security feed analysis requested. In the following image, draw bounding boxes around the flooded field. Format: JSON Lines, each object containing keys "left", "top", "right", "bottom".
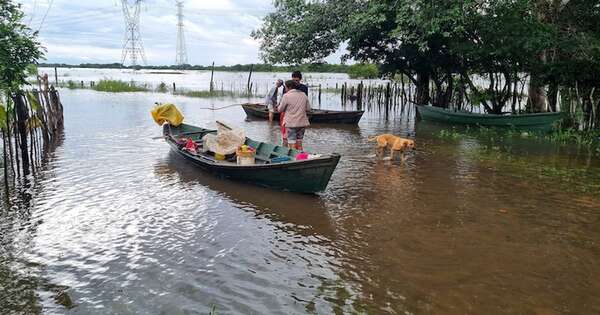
{"left": 1, "top": 87, "right": 600, "bottom": 314}
{"left": 40, "top": 67, "right": 383, "bottom": 97}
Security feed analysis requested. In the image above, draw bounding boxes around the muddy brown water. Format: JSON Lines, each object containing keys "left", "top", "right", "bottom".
{"left": 1, "top": 89, "right": 599, "bottom": 314}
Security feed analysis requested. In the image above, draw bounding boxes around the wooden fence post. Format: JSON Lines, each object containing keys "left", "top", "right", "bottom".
{"left": 14, "top": 94, "right": 30, "bottom": 175}
{"left": 210, "top": 61, "right": 215, "bottom": 92}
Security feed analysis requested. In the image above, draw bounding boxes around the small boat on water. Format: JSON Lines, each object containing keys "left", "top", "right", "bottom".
{"left": 162, "top": 123, "right": 341, "bottom": 193}
{"left": 242, "top": 103, "right": 364, "bottom": 124}
{"left": 416, "top": 105, "right": 563, "bottom": 131}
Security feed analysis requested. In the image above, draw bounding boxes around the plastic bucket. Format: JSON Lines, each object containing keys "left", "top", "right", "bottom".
{"left": 236, "top": 149, "right": 255, "bottom": 165}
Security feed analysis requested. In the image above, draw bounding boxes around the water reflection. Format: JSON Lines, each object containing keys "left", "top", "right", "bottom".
{"left": 0, "top": 133, "right": 72, "bottom": 314}
{"left": 153, "top": 152, "right": 337, "bottom": 240}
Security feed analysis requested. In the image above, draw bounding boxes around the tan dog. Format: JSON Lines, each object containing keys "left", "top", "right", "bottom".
{"left": 368, "top": 134, "right": 416, "bottom": 161}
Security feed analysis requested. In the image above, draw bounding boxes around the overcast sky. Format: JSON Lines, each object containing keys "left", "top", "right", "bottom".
{"left": 18, "top": 0, "right": 344, "bottom": 66}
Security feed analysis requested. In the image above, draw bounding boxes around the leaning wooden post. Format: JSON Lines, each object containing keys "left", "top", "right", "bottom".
{"left": 54, "top": 67, "right": 58, "bottom": 86}
{"left": 49, "top": 87, "right": 64, "bottom": 130}
{"left": 210, "top": 61, "right": 215, "bottom": 92}
{"left": 385, "top": 82, "right": 391, "bottom": 121}
{"left": 14, "top": 93, "right": 30, "bottom": 175}
{"left": 247, "top": 64, "right": 254, "bottom": 94}
{"left": 2, "top": 130, "right": 8, "bottom": 189}
{"left": 318, "top": 84, "right": 322, "bottom": 105}
{"left": 172, "top": 82, "right": 176, "bottom": 92}
{"left": 357, "top": 81, "right": 363, "bottom": 110}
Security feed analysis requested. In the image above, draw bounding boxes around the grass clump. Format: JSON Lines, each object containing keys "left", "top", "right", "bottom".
{"left": 67, "top": 80, "right": 78, "bottom": 89}
{"left": 156, "top": 82, "right": 169, "bottom": 93}
{"left": 438, "top": 128, "right": 463, "bottom": 140}
{"left": 92, "top": 79, "right": 147, "bottom": 92}
{"left": 545, "top": 128, "right": 600, "bottom": 146}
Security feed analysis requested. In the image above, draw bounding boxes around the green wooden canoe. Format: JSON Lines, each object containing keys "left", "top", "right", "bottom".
{"left": 161, "top": 123, "right": 340, "bottom": 193}
{"left": 416, "top": 105, "right": 563, "bottom": 131}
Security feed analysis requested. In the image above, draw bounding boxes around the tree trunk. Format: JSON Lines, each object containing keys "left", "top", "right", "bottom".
{"left": 548, "top": 82, "right": 559, "bottom": 112}
{"left": 528, "top": 72, "right": 547, "bottom": 112}
{"left": 444, "top": 75, "right": 454, "bottom": 108}
{"left": 415, "top": 72, "right": 430, "bottom": 105}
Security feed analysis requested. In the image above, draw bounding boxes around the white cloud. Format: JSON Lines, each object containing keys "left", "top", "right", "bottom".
{"left": 186, "top": 0, "right": 235, "bottom": 11}
{"left": 16, "top": 0, "right": 347, "bottom": 66}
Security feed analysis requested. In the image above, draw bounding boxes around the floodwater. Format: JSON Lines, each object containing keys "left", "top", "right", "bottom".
{"left": 1, "top": 87, "right": 600, "bottom": 315}
{"left": 40, "top": 67, "right": 386, "bottom": 96}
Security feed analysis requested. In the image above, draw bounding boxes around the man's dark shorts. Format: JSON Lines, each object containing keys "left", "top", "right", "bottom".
{"left": 286, "top": 127, "right": 306, "bottom": 143}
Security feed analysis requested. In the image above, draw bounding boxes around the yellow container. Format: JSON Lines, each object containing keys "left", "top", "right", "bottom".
{"left": 236, "top": 148, "right": 255, "bottom": 165}
{"left": 214, "top": 153, "right": 225, "bottom": 161}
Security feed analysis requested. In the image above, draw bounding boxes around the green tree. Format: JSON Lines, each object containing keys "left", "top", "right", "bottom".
{"left": 0, "top": 0, "right": 44, "bottom": 93}
{"left": 252, "top": 0, "right": 600, "bottom": 116}
{"left": 253, "top": 0, "right": 479, "bottom": 105}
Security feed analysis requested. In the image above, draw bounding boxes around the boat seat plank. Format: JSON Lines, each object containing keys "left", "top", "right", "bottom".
{"left": 256, "top": 143, "right": 276, "bottom": 160}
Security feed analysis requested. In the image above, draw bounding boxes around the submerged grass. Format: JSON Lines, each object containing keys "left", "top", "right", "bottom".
{"left": 434, "top": 125, "right": 600, "bottom": 195}
{"left": 92, "top": 80, "right": 148, "bottom": 93}
{"left": 545, "top": 128, "right": 600, "bottom": 146}
{"left": 437, "top": 126, "right": 600, "bottom": 154}
{"left": 435, "top": 126, "right": 600, "bottom": 196}
{"left": 55, "top": 80, "right": 83, "bottom": 89}
{"left": 466, "top": 145, "right": 600, "bottom": 196}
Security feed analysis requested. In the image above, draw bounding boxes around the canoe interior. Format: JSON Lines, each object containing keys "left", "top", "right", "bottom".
{"left": 164, "top": 123, "right": 304, "bottom": 165}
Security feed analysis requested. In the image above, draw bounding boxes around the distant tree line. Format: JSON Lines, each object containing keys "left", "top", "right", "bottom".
{"left": 38, "top": 62, "right": 382, "bottom": 79}
{"left": 253, "top": 0, "right": 600, "bottom": 130}
{"left": 38, "top": 62, "right": 352, "bottom": 73}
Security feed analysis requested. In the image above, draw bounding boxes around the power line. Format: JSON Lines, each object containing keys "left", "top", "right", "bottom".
{"left": 30, "top": 7, "right": 121, "bottom": 26}
{"left": 36, "top": 0, "right": 55, "bottom": 32}
{"left": 121, "top": 0, "right": 147, "bottom": 67}
{"left": 175, "top": 1, "right": 188, "bottom": 65}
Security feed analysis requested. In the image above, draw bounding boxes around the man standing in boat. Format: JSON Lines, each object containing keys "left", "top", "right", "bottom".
{"left": 278, "top": 80, "right": 311, "bottom": 151}
{"left": 291, "top": 71, "right": 308, "bottom": 95}
{"left": 264, "top": 79, "right": 283, "bottom": 122}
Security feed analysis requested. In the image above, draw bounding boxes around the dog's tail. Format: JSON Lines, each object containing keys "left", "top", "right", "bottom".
{"left": 367, "top": 136, "right": 378, "bottom": 142}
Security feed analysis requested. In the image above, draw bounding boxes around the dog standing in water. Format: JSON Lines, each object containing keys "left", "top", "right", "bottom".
{"left": 368, "top": 134, "right": 416, "bottom": 161}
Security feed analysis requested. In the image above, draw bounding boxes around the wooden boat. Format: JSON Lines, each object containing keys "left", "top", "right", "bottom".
{"left": 416, "top": 105, "right": 563, "bottom": 131}
{"left": 242, "top": 103, "right": 364, "bottom": 124}
{"left": 161, "top": 123, "right": 341, "bottom": 193}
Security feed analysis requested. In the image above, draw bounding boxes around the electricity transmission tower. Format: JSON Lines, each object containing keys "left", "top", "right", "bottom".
{"left": 121, "top": 0, "right": 147, "bottom": 67}
{"left": 175, "top": 1, "right": 188, "bottom": 65}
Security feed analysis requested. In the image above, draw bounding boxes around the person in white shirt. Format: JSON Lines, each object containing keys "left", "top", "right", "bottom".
{"left": 264, "top": 79, "right": 283, "bottom": 122}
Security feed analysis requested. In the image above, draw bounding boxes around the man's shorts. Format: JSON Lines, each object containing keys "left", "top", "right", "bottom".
{"left": 267, "top": 103, "right": 275, "bottom": 112}
{"left": 286, "top": 127, "right": 306, "bottom": 143}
